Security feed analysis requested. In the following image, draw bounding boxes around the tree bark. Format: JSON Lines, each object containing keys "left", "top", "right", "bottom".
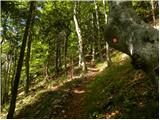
{"left": 25, "top": 27, "right": 32, "bottom": 95}
{"left": 7, "top": 2, "right": 36, "bottom": 118}
{"left": 91, "top": 13, "right": 95, "bottom": 63}
{"left": 94, "top": 0, "right": 103, "bottom": 61}
{"left": 25, "top": 3, "right": 36, "bottom": 95}
{"left": 105, "top": 1, "right": 159, "bottom": 85}
{"left": 151, "top": 0, "right": 156, "bottom": 26}
{"left": 2, "top": 55, "right": 11, "bottom": 105}
{"left": 64, "top": 28, "right": 70, "bottom": 75}
{"left": 103, "top": 0, "right": 112, "bottom": 66}
{"left": 11, "top": 47, "right": 18, "bottom": 88}
{"left": 55, "top": 35, "right": 60, "bottom": 77}
{"left": 25, "top": 31, "right": 31, "bottom": 96}
{"left": 73, "top": 2, "right": 87, "bottom": 73}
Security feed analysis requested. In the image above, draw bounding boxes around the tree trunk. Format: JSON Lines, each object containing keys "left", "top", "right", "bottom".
{"left": 55, "top": 33, "right": 60, "bottom": 77}
{"left": 73, "top": 2, "right": 87, "bottom": 73}
{"left": 25, "top": 4, "right": 35, "bottom": 96}
{"left": 105, "top": 1, "right": 159, "bottom": 85}
{"left": 24, "top": 28, "right": 32, "bottom": 96}
{"left": 7, "top": 2, "right": 36, "bottom": 118}
{"left": 92, "top": 43, "right": 95, "bottom": 63}
{"left": 2, "top": 55, "right": 11, "bottom": 105}
{"left": 54, "top": 31, "right": 63, "bottom": 77}
{"left": 151, "top": 0, "right": 156, "bottom": 26}
{"left": 103, "top": 0, "right": 112, "bottom": 66}
{"left": 105, "top": 41, "right": 112, "bottom": 66}
{"left": 71, "top": 55, "right": 74, "bottom": 78}
{"left": 91, "top": 13, "right": 95, "bottom": 63}
{"left": 64, "top": 37, "right": 68, "bottom": 75}
{"left": 6, "top": 55, "right": 11, "bottom": 102}
{"left": 11, "top": 47, "right": 18, "bottom": 88}
{"left": 1, "top": 14, "right": 10, "bottom": 106}
{"left": 94, "top": 0, "right": 103, "bottom": 61}
{"left": 64, "top": 29, "right": 70, "bottom": 75}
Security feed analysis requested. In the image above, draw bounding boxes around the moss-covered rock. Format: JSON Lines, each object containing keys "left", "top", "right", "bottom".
{"left": 104, "top": 1, "right": 159, "bottom": 85}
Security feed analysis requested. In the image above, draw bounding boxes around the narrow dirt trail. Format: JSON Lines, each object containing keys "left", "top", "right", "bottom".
{"left": 14, "top": 64, "right": 102, "bottom": 119}
{"left": 53, "top": 66, "right": 100, "bottom": 119}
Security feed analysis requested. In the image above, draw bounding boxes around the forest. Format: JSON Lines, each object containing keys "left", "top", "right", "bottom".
{"left": 1, "top": 0, "right": 159, "bottom": 119}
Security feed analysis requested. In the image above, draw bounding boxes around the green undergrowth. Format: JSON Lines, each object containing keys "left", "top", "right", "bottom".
{"left": 84, "top": 59, "right": 158, "bottom": 119}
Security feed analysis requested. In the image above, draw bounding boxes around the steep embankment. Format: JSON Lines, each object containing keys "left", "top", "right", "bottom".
{"left": 84, "top": 58, "right": 158, "bottom": 119}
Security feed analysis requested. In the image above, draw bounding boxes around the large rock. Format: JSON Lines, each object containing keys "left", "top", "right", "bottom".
{"left": 104, "top": 1, "right": 159, "bottom": 85}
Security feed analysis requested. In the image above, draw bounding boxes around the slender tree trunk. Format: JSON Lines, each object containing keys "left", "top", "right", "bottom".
{"left": 91, "top": 13, "right": 95, "bottom": 63}
{"left": 44, "top": 65, "right": 49, "bottom": 81}
{"left": 94, "top": 0, "right": 103, "bottom": 61}
{"left": 1, "top": 14, "right": 10, "bottom": 106}
{"left": 59, "top": 44, "right": 62, "bottom": 72}
{"left": 7, "top": 2, "right": 36, "bottom": 118}
{"left": 2, "top": 55, "right": 12, "bottom": 107}
{"left": 92, "top": 43, "right": 95, "bottom": 63}
{"left": 64, "top": 29, "right": 70, "bottom": 75}
{"left": 71, "top": 55, "right": 74, "bottom": 78}
{"left": 11, "top": 48, "right": 18, "bottom": 88}
{"left": 2, "top": 57, "right": 9, "bottom": 105}
{"left": 25, "top": 2, "right": 36, "bottom": 96}
{"left": 46, "top": 40, "right": 51, "bottom": 79}
{"left": 64, "top": 38, "right": 68, "bottom": 75}
{"left": 103, "top": 0, "right": 112, "bottom": 66}
{"left": 24, "top": 29, "right": 32, "bottom": 96}
{"left": 73, "top": 2, "right": 87, "bottom": 73}
{"left": 6, "top": 55, "right": 11, "bottom": 101}
{"left": 55, "top": 34, "right": 60, "bottom": 77}
{"left": 151, "top": 0, "right": 156, "bottom": 26}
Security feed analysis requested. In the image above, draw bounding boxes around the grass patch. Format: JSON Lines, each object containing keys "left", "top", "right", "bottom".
{"left": 84, "top": 58, "right": 158, "bottom": 119}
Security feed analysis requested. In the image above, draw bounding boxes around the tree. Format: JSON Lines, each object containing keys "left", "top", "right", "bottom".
{"left": 102, "top": 0, "right": 112, "bottom": 66}
{"left": 91, "top": 13, "right": 95, "bottom": 62}
{"left": 25, "top": 5, "right": 36, "bottom": 95}
{"left": 150, "top": 0, "right": 156, "bottom": 26}
{"left": 94, "top": 0, "right": 103, "bottom": 61}
{"left": 7, "top": 1, "right": 36, "bottom": 118}
{"left": 105, "top": 1, "right": 159, "bottom": 85}
{"left": 73, "top": 1, "right": 87, "bottom": 73}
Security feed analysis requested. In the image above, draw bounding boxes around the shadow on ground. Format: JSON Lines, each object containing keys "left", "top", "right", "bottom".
{"left": 14, "top": 76, "right": 92, "bottom": 119}
{"left": 14, "top": 61, "right": 159, "bottom": 119}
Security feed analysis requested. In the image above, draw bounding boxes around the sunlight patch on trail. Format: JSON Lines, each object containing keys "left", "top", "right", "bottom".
{"left": 74, "top": 89, "right": 85, "bottom": 94}
{"left": 73, "top": 87, "right": 86, "bottom": 94}
{"left": 105, "top": 110, "right": 120, "bottom": 119}
{"left": 96, "top": 62, "right": 108, "bottom": 72}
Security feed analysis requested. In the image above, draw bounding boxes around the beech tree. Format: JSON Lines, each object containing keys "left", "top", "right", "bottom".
{"left": 94, "top": 0, "right": 103, "bottom": 61}
{"left": 73, "top": 1, "right": 87, "bottom": 73}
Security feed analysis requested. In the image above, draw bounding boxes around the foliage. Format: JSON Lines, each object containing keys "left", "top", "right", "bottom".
{"left": 1, "top": 1, "right": 158, "bottom": 119}
{"left": 132, "top": 1, "right": 159, "bottom": 23}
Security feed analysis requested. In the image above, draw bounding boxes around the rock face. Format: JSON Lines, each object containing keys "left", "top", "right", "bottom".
{"left": 104, "top": 1, "right": 159, "bottom": 85}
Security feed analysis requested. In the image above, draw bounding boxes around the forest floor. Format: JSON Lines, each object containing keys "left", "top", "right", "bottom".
{"left": 12, "top": 61, "right": 103, "bottom": 119}
{"left": 1, "top": 51, "right": 159, "bottom": 119}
